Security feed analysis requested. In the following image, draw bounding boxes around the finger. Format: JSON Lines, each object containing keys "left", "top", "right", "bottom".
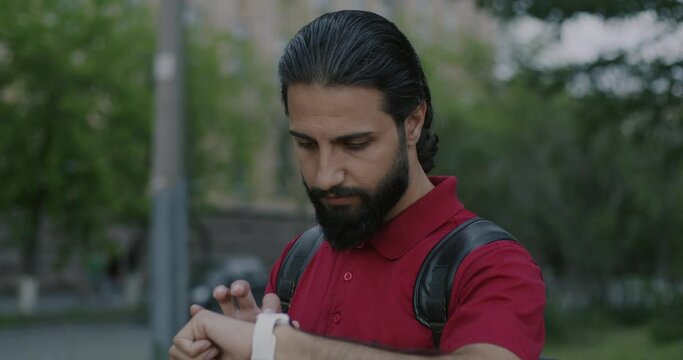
{"left": 213, "top": 285, "right": 236, "bottom": 317}
{"left": 292, "top": 320, "right": 301, "bottom": 329}
{"left": 190, "top": 304, "right": 204, "bottom": 316}
{"left": 261, "top": 293, "right": 282, "bottom": 313}
{"left": 169, "top": 345, "right": 187, "bottom": 360}
{"left": 173, "top": 336, "right": 212, "bottom": 357}
{"left": 203, "top": 347, "right": 219, "bottom": 360}
{"left": 230, "top": 280, "right": 258, "bottom": 313}
{"left": 169, "top": 344, "right": 197, "bottom": 360}
{"left": 172, "top": 336, "right": 196, "bottom": 358}
{"left": 195, "top": 345, "right": 219, "bottom": 360}
{"left": 169, "top": 343, "right": 217, "bottom": 360}
{"left": 172, "top": 314, "right": 213, "bottom": 358}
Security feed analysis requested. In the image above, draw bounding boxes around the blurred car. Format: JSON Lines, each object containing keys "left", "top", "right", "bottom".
{"left": 191, "top": 255, "right": 269, "bottom": 312}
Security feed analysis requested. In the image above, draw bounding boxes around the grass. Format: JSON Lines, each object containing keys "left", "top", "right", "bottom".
{"left": 541, "top": 297, "right": 683, "bottom": 359}
{"left": 544, "top": 323, "right": 683, "bottom": 360}
{"left": 0, "top": 305, "right": 146, "bottom": 329}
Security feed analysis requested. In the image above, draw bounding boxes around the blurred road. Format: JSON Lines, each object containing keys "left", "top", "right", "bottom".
{"left": 0, "top": 322, "right": 150, "bottom": 360}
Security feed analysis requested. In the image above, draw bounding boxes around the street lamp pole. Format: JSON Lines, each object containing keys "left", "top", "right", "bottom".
{"left": 150, "top": 0, "right": 188, "bottom": 358}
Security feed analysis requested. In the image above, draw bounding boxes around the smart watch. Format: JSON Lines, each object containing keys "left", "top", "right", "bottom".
{"left": 251, "top": 313, "right": 291, "bottom": 360}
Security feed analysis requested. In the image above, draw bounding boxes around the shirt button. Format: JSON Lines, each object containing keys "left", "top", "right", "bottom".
{"left": 332, "top": 312, "right": 341, "bottom": 323}
{"left": 343, "top": 272, "right": 353, "bottom": 281}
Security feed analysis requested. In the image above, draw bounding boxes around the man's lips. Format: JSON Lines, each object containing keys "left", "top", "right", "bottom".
{"left": 322, "top": 195, "right": 357, "bottom": 206}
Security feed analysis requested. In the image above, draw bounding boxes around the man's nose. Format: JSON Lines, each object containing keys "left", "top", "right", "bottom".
{"left": 313, "top": 149, "right": 344, "bottom": 191}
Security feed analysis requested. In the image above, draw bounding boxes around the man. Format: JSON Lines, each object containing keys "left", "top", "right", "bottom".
{"left": 169, "top": 10, "right": 545, "bottom": 360}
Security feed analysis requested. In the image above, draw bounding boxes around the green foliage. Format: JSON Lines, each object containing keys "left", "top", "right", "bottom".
{"left": 0, "top": 0, "right": 154, "bottom": 271}
{"left": 546, "top": 299, "right": 683, "bottom": 358}
{"left": 185, "top": 28, "right": 269, "bottom": 207}
{"left": 437, "top": 0, "right": 683, "bottom": 288}
{"left": 0, "top": 0, "right": 280, "bottom": 275}
{"left": 545, "top": 323, "right": 683, "bottom": 360}
{"left": 433, "top": 5, "right": 683, "bottom": 353}
{"left": 424, "top": 37, "right": 587, "bottom": 277}
{"left": 545, "top": 302, "right": 616, "bottom": 344}
{"left": 651, "top": 295, "right": 683, "bottom": 343}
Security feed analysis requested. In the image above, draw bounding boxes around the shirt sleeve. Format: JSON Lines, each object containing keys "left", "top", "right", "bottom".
{"left": 264, "top": 234, "right": 301, "bottom": 294}
{"left": 439, "top": 241, "right": 546, "bottom": 360}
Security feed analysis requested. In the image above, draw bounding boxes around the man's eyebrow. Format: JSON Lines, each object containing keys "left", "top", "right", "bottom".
{"left": 288, "top": 130, "right": 313, "bottom": 140}
{"left": 334, "top": 132, "right": 373, "bottom": 142}
{"left": 288, "top": 130, "right": 374, "bottom": 142}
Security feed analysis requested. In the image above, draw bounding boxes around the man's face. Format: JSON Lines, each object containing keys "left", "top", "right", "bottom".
{"left": 287, "top": 84, "right": 409, "bottom": 249}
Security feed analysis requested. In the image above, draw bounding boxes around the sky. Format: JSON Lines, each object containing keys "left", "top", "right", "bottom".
{"left": 493, "top": 9, "right": 683, "bottom": 97}
{"left": 504, "top": 10, "right": 683, "bottom": 67}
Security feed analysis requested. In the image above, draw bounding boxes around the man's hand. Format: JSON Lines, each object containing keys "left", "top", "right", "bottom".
{"left": 170, "top": 308, "right": 254, "bottom": 360}
{"left": 169, "top": 279, "right": 281, "bottom": 360}
{"left": 168, "top": 337, "right": 220, "bottom": 360}
{"left": 212, "top": 280, "right": 282, "bottom": 321}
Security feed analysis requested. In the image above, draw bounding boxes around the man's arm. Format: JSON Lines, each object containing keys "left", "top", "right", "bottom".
{"left": 275, "top": 324, "right": 520, "bottom": 360}
{"left": 170, "top": 309, "right": 520, "bottom": 360}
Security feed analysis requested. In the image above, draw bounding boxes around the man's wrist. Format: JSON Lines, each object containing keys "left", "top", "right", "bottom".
{"left": 252, "top": 313, "right": 291, "bottom": 360}
{"left": 273, "top": 323, "right": 311, "bottom": 360}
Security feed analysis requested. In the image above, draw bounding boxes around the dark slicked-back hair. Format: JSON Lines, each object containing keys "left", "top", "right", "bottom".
{"left": 278, "top": 10, "right": 439, "bottom": 172}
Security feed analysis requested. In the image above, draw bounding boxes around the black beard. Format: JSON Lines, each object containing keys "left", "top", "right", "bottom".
{"left": 305, "top": 140, "right": 409, "bottom": 250}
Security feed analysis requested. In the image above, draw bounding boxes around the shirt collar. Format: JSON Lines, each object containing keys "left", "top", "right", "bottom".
{"left": 368, "top": 176, "right": 464, "bottom": 260}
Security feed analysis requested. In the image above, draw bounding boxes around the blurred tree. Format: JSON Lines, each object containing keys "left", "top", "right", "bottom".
{"left": 185, "top": 18, "right": 297, "bottom": 208}
{"left": 0, "top": 0, "right": 153, "bottom": 311}
{"left": 427, "top": 0, "right": 683, "bottom": 304}
{"left": 425, "top": 37, "right": 582, "bottom": 280}
{"left": 185, "top": 28, "right": 267, "bottom": 209}
{"left": 0, "top": 0, "right": 281, "bottom": 312}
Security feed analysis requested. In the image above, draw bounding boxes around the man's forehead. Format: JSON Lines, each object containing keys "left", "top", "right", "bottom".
{"left": 288, "top": 118, "right": 381, "bottom": 138}
{"left": 287, "top": 84, "right": 384, "bottom": 112}
{"left": 288, "top": 83, "right": 379, "bottom": 93}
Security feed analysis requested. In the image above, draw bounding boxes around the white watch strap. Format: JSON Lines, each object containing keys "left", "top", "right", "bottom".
{"left": 251, "top": 313, "right": 290, "bottom": 360}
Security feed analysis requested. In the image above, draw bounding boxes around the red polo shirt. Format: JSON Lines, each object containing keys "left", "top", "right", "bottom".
{"left": 266, "top": 176, "right": 545, "bottom": 360}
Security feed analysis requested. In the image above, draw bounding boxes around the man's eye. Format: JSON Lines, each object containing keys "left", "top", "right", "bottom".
{"left": 296, "top": 140, "right": 316, "bottom": 149}
{"left": 344, "top": 141, "right": 369, "bottom": 150}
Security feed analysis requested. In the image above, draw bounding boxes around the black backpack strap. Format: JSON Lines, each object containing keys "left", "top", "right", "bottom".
{"left": 413, "top": 217, "right": 517, "bottom": 348}
{"left": 276, "top": 226, "right": 325, "bottom": 313}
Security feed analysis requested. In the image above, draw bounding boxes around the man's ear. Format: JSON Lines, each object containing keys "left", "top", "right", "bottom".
{"left": 405, "top": 101, "right": 427, "bottom": 146}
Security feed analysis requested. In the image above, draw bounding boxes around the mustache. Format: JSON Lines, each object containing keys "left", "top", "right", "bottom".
{"left": 308, "top": 185, "right": 366, "bottom": 199}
